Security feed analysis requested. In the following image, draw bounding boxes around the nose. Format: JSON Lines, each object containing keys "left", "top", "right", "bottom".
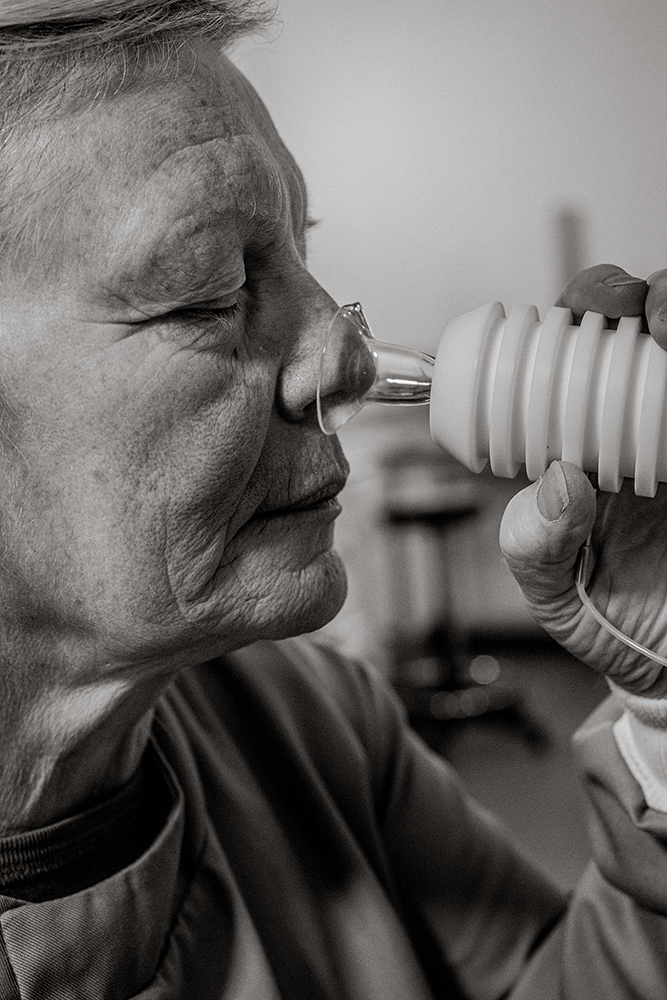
{"left": 276, "top": 275, "right": 378, "bottom": 427}
{"left": 275, "top": 277, "right": 339, "bottom": 424}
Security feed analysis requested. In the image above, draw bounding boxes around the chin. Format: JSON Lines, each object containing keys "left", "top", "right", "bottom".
{"left": 259, "top": 549, "right": 349, "bottom": 643}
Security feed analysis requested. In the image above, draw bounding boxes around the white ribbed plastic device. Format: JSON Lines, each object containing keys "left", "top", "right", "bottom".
{"left": 429, "top": 301, "right": 667, "bottom": 496}
{"left": 316, "top": 299, "right": 667, "bottom": 667}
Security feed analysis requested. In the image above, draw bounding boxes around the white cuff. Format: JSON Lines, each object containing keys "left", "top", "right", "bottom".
{"left": 609, "top": 681, "right": 667, "bottom": 812}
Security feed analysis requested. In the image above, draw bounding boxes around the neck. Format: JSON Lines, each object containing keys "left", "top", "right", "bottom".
{"left": 0, "top": 673, "right": 160, "bottom": 836}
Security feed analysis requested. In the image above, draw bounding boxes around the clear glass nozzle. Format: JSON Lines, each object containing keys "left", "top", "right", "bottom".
{"left": 316, "top": 302, "right": 435, "bottom": 435}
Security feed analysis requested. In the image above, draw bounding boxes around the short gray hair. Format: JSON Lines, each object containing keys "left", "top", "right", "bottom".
{"left": 0, "top": 0, "right": 274, "bottom": 53}
{"left": 0, "top": 1, "right": 275, "bottom": 266}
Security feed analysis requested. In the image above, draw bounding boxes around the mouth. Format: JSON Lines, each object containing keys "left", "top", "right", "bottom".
{"left": 264, "top": 479, "right": 347, "bottom": 518}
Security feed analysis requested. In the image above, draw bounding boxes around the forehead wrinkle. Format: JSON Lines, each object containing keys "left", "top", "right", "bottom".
{"left": 10, "top": 51, "right": 310, "bottom": 303}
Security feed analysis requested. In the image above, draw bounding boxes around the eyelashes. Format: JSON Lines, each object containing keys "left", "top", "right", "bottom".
{"left": 173, "top": 302, "right": 241, "bottom": 326}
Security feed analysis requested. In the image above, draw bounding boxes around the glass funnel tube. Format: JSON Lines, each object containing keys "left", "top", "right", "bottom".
{"left": 317, "top": 303, "right": 435, "bottom": 435}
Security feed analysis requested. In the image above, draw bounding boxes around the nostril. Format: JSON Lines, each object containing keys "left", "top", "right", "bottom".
{"left": 321, "top": 333, "right": 377, "bottom": 404}
{"left": 345, "top": 342, "right": 377, "bottom": 397}
{"left": 316, "top": 302, "right": 434, "bottom": 435}
{"left": 317, "top": 304, "right": 378, "bottom": 434}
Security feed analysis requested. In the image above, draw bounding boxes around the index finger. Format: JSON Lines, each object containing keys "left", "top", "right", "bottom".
{"left": 555, "top": 263, "right": 648, "bottom": 320}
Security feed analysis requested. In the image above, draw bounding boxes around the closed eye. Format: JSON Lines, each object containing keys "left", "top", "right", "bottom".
{"left": 173, "top": 301, "right": 241, "bottom": 324}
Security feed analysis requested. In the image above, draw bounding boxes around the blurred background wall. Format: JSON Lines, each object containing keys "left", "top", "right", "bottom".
{"left": 235, "top": 0, "right": 667, "bottom": 663}
{"left": 236, "top": 0, "right": 667, "bottom": 358}
{"left": 234, "top": 0, "right": 666, "bottom": 888}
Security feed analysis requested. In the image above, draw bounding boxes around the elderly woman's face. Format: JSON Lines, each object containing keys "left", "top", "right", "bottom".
{"left": 0, "top": 48, "right": 349, "bottom": 667}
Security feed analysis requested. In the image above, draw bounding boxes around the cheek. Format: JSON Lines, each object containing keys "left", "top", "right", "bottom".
{"left": 8, "top": 341, "right": 277, "bottom": 619}
{"left": 91, "top": 368, "right": 274, "bottom": 561}
{"left": 71, "top": 339, "right": 273, "bottom": 500}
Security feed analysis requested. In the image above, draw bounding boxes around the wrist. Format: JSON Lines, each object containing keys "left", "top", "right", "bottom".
{"left": 609, "top": 680, "right": 667, "bottom": 812}
{"left": 608, "top": 678, "right": 667, "bottom": 726}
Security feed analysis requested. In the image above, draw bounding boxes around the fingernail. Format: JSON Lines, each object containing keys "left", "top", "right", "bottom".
{"left": 537, "top": 463, "right": 570, "bottom": 521}
{"left": 602, "top": 273, "right": 646, "bottom": 288}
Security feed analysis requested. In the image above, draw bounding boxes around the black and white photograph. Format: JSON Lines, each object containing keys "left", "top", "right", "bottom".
{"left": 0, "top": 2, "right": 665, "bottom": 997}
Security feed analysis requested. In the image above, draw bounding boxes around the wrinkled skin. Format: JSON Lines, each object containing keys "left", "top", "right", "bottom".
{"left": 0, "top": 45, "right": 350, "bottom": 830}
{"left": 500, "top": 265, "right": 667, "bottom": 697}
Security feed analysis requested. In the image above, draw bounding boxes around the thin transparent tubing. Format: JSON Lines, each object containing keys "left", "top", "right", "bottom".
{"left": 575, "top": 535, "right": 667, "bottom": 668}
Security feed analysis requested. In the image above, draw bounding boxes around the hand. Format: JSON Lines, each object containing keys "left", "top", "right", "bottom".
{"left": 499, "top": 264, "right": 667, "bottom": 697}
{"left": 554, "top": 262, "right": 667, "bottom": 347}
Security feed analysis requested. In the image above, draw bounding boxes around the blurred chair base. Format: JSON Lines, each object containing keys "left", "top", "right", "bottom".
{"left": 382, "top": 445, "right": 549, "bottom": 754}
{"left": 395, "top": 679, "right": 549, "bottom": 755}
{"left": 391, "top": 631, "right": 550, "bottom": 754}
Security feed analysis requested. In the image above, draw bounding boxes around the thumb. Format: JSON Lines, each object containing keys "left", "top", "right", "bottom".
{"left": 499, "top": 462, "right": 597, "bottom": 631}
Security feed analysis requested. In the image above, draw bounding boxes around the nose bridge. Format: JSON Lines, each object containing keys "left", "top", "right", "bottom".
{"left": 276, "top": 272, "right": 339, "bottom": 423}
